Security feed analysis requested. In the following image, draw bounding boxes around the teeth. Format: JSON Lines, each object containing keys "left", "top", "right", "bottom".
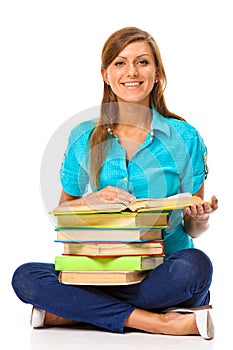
{"left": 124, "top": 82, "right": 140, "bottom": 87}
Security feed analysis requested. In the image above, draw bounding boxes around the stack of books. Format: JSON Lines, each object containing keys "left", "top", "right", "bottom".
{"left": 50, "top": 194, "right": 203, "bottom": 285}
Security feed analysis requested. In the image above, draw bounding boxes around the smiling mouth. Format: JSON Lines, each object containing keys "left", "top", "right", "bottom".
{"left": 122, "top": 82, "right": 143, "bottom": 87}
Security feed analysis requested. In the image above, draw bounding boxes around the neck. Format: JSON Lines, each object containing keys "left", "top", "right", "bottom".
{"left": 116, "top": 102, "right": 152, "bottom": 130}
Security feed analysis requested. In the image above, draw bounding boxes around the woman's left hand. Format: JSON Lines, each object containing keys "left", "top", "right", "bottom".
{"left": 184, "top": 195, "right": 218, "bottom": 222}
{"left": 184, "top": 195, "right": 218, "bottom": 237}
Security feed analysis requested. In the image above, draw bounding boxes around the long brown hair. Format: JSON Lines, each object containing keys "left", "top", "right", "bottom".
{"left": 90, "top": 27, "right": 185, "bottom": 188}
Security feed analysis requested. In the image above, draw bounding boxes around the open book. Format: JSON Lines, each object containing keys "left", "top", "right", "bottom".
{"left": 51, "top": 193, "right": 204, "bottom": 214}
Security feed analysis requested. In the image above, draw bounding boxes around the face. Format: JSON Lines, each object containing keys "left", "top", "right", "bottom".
{"left": 102, "top": 41, "right": 158, "bottom": 107}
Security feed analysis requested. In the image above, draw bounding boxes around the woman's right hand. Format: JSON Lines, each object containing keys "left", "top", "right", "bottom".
{"left": 59, "top": 187, "right": 136, "bottom": 209}
{"left": 83, "top": 186, "right": 136, "bottom": 208}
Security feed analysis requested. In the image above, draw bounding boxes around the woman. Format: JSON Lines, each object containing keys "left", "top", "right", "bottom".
{"left": 12, "top": 27, "right": 218, "bottom": 339}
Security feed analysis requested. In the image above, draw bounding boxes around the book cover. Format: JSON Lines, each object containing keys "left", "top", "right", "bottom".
{"left": 55, "top": 255, "right": 164, "bottom": 271}
{"left": 58, "top": 270, "right": 150, "bottom": 285}
{"left": 62, "top": 241, "right": 164, "bottom": 257}
{"left": 54, "top": 212, "right": 169, "bottom": 229}
{"left": 55, "top": 227, "right": 164, "bottom": 242}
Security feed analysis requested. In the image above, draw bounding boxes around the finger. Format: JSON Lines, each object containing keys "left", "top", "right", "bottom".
{"left": 196, "top": 204, "right": 204, "bottom": 215}
{"left": 189, "top": 204, "right": 198, "bottom": 216}
{"left": 99, "top": 187, "right": 120, "bottom": 201}
{"left": 106, "top": 187, "right": 135, "bottom": 200}
{"left": 211, "top": 195, "right": 218, "bottom": 210}
{"left": 184, "top": 207, "right": 191, "bottom": 216}
{"left": 116, "top": 190, "right": 136, "bottom": 203}
{"left": 203, "top": 202, "right": 212, "bottom": 213}
{"left": 100, "top": 187, "right": 135, "bottom": 204}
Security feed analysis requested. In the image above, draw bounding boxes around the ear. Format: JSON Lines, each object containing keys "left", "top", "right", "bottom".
{"left": 101, "top": 67, "right": 109, "bottom": 84}
{"left": 155, "top": 69, "right": 160, "bottom": 82}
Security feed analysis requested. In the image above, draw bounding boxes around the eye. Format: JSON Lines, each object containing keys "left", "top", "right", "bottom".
{"left": 114, "top": 61, "right": 125, "bottom": 67}
{"left": 138, "top": 59, "right": 149, "bottom": 65}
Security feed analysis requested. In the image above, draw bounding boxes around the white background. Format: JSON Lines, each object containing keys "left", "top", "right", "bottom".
{"left": 1, "top": 0, "right": 232, "bottom": 348}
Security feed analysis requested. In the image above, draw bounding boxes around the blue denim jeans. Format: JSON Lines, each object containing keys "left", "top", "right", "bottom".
{"left": 11, "top": 248, "right": 212, "bottom": 333}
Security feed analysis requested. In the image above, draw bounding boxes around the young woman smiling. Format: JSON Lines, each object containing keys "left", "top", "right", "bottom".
{"left": 12, "top": 27, "right": 218, "bottom": 339}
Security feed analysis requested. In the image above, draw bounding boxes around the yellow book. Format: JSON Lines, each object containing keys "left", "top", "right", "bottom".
{"left": 54, "top": 212, "right": 169, "bottom": 229}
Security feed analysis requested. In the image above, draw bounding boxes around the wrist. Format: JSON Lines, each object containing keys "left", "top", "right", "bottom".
{"left": 59, "top": 196, "right": 86, "bottom": 207}
{"left": 184, "top": 213, "right": 210, "bottom": 237}
{"left": 185, "top": 210, "right": 210, "bottom": 223}
{"left": 192, "top": 214, "right": 210, "bottom": 224}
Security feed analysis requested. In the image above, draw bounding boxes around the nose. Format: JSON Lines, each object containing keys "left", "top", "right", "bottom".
{"left": 126, "top": 63, "right": 138, "bottom": 77}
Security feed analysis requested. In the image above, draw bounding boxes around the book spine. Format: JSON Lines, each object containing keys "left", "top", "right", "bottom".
{"left": 55, "top": 239, "right": 160, "bottom": 243}
{"left": 55, "top": 229, "right": 164, "bottom": 242}
{"left": 61, "top": 241, "right": 164, "bottom": 257}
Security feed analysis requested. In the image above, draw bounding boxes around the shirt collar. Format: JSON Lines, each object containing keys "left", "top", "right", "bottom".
{"left": 151, "top": 107, "right": 170, "bottom": 136}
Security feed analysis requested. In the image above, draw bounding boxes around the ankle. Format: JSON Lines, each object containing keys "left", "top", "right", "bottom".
{"left": 44, "top": 311, "right": 79, "bottom": 327}
{"left": 125, "top": 309, "right": 165, "bottom": 334}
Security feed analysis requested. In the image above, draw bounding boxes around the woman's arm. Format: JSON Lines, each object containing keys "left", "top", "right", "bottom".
{"left": 183, "top": 183, "right": 218, "bottom": 238}
{"left": 59, "top": 190, "right": 85, "bottom": 206}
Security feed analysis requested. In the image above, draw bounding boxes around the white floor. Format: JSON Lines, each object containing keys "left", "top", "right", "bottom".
{"left": 30, "top": 328, "right": 215, "bottom": 350}
{"left": 1, "top": 304, "right": 230, "bottom": 350}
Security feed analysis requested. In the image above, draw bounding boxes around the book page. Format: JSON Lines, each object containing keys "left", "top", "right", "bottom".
{"left": 51, "top": 202, "right": 126, "bottom": 214}
{"left": 128, "top": 193, "right": 203, "bottom": 212}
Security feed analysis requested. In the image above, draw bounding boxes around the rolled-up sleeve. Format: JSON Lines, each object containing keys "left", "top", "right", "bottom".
{"left": 60, "top": 121, "right": 93, "bottom": 196}
{"left": 180, "top": 129, "right": 208, "bottom": 194}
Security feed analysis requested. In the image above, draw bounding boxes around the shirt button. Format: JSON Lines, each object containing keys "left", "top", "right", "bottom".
{"left": 123, "top": 177, "right": 128, "bottom": 181}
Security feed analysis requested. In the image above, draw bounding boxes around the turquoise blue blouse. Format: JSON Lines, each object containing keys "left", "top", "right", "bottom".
{"left": 60, "top": 108, "right": 208, "bottom": 257}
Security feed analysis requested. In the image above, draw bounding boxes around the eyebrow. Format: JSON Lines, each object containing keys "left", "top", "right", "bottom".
{"left": 116, "top": 54, "right": 151, "bottom": 59}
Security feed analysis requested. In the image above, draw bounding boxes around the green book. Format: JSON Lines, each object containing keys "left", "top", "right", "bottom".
{"left": 55, "top": 255, "right": 164, "bottom": 271}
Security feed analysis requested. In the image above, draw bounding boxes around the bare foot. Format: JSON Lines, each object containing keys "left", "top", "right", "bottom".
{"left": 124, "top": 308, "right": 199, "bottom": 336}
{"left": 44, "top": 311, "right": 79, "bottom": 327}
{"left": 159, "top": 312, "right": 199, "bottom": 336}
